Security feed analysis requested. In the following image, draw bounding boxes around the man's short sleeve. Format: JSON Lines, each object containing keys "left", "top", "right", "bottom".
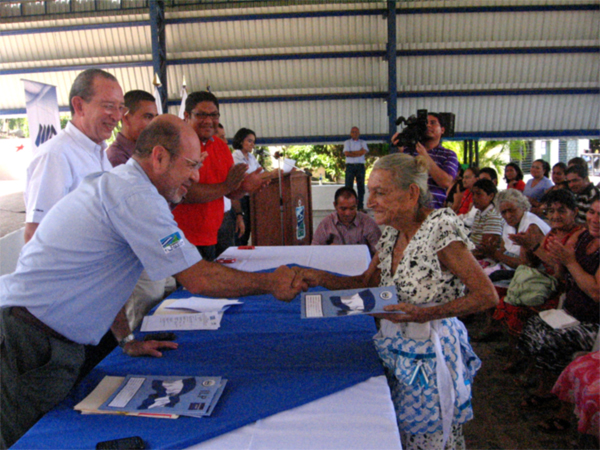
{"left": 25, "top": 152, "right": 73, "bottom": 223}
{"left": 110, "top": 191, "right": 202, "bottom": 280}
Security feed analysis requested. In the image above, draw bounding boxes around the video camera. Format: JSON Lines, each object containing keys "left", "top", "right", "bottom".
{"left": 393, "top": 109, "right": 455, "bottom": 149}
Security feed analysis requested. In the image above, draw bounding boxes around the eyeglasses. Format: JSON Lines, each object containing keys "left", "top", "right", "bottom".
{"left": 98, "top": 102, "right": 127, "bottom": 115}
{"left": 191, "top": 111, "right": 220, "bottom": 120}
{"left": 163, "top": 147, "right": 203, "bottom": 171}
{"left": 182, "top": 156, "right": 203, "bottom": 171}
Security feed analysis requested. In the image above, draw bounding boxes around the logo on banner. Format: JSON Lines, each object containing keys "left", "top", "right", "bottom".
{"left": 35, "top": 124, "right": 57, "bottom": 147}
{"left": 160, "top": 232, "right": 184, "bottom": 253}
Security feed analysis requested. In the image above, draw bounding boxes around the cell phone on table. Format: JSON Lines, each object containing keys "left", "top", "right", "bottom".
{"left": 96, "top": 436, "right": 146, "bottom": 450}
{"left": 143, "top": 332, "right": 176, "bottom": 341}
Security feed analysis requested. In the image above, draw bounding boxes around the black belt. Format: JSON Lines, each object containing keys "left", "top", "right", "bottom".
{"left": 11, "top": 307, "right": 75, "bottom": 344}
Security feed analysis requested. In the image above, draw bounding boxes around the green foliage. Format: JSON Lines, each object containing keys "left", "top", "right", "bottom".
{"left": 255, "top": 146, "right": 272, "bottom": 171}
{"left": 284, "top": 142, "right": 391, "bottom": 182}
{"left": 443, "top": 139, "right": 528, "bottom": 173}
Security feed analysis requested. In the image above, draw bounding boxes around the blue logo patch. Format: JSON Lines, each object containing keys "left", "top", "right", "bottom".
{"left": 160, "top": 232, "right": 184, "bottom": 253}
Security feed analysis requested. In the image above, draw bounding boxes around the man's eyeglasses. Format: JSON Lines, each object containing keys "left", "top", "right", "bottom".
{"left": 182, "top": 156, "right": 203, "bottom": 171}
{"left": 191, "top": 112, "right": 220, "bottom": 120}
{"left": 99, "top": 102, "right": 127, "bottom": 115}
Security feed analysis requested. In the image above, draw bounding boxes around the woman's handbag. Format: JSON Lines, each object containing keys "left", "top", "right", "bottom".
{"left": 504, "top": 265, "right": 558, "bottom": 307}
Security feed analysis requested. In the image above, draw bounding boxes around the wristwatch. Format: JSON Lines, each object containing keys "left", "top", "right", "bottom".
{"left": 118, "top": 333, "right": 135, "bottom": 348}
{"left": 236, "top": 212, "right": 244, "bottom": 217}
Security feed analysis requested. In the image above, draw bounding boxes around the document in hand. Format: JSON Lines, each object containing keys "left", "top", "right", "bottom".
{"left": 301, "top": 286, "right": 398, "bottom": 318}
{"left": 98, "top": 375, "right": 227, "bottom": 418}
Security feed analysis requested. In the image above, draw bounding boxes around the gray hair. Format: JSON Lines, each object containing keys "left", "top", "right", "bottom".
{"left": 495, "top": 188, "right": 531, "bottom": 212}
{"left": 372, "top": 153, "right": 431, "bottom": 208}
{"left": 69, "top": 69, "right": 118, "bottom": 116}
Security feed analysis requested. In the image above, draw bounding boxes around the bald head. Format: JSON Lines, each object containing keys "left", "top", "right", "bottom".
{"left": 134, "top": 114, "right": 197, "bottom": 160}
{"left": 133, "top": 114, "right": 202, "bottom": 204}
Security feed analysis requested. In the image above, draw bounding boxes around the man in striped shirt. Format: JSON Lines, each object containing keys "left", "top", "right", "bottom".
{"left": 396, "top": 113, "right": 459, "bottom": 209}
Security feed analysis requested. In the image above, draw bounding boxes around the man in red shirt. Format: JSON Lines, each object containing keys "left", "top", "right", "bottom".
{"left": 173, "top": 91, "right": 264, "bottom": 260}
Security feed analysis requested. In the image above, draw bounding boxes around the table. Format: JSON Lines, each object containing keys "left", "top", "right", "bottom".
{"left": 14, "top": 245, "right": 401, "bottom": 450}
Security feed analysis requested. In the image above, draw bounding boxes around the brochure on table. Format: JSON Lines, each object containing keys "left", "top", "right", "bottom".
{"left": 141, "top": 297, "right": 243, "bottom": 331}
{"left": 98, "top": 375, "right": 227, "bottom": 418}
{"left": 301, "top": 286, "right": 398, "bottom": 318}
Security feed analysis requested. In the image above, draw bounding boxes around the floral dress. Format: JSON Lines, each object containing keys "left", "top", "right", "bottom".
{"left": 373, "top": 208, "right": 481, "bottom": 450}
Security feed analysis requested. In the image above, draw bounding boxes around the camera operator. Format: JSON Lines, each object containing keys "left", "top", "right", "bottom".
{"left": 393, "top": 113, "right": 459, "bottom": 209}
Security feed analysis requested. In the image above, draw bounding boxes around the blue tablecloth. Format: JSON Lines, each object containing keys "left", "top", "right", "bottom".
{"left": 14, "top": 272, "right": 384, "bottom": 450}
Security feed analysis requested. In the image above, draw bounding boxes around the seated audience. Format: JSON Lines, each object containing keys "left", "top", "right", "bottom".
{"left": 524, "top": 159, "right": 553, "bottom": 215}
{"left": 516, "top": 198, "right": 599, "bottom": 407}
{"left": 550, "top": 162, "right": 568, "bottom": 188}
{"left": 565, "top": 164, "right": 599, "bottom": 225}
{"left": 312, "top": 186, "right": 381, "bottom": 256}
{"left": 470, "top": 179, "right": 504, "bottom": 257}
{"left": 452, "top": 166, "right": 478, "bottom": 216}
{"left": 479, "top": 167, "right": 498, "bottom": 186}
{"left": 479, "top": 189, "right": 551, "bottom": 271}
{"left": 495, "top": 190, "right": 586, "bottom": 342}
{"left": 445, "top": 165, "right": 465, "bottom": 208}
{"left": 504, "top": 162, "right": 525, "bottom": 191}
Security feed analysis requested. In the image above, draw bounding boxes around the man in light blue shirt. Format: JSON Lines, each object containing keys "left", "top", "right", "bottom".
{"left": 343, "top": 126, "right": 369, "bottom": 210}
{"left": 0, "top": 115, "right": 304, "bottom": 449}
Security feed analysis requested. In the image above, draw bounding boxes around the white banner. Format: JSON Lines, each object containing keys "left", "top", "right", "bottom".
{"left": 22, "top": 79, "right": 60, "bottom": 156}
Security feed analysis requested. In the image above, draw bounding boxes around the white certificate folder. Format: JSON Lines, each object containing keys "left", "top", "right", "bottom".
{"left": 301, "top": 286, "right": 398, "bottom": 318}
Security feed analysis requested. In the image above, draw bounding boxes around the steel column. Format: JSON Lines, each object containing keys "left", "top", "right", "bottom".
{"left": 386, "top": 1, "right": 397, "bottom": 147}
{"left": 149, "top": 0, "right": 167, "bottom": 112}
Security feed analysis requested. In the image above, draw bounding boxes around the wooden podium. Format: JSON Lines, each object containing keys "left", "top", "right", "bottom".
{"left": 250, "top": 171, "right": 313, "bottom": 246}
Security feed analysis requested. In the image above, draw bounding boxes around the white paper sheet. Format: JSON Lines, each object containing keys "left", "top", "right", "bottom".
{"left": 141, "top": 313, "right": 222, "bottom": 331}
{"left": 165, "top": 297, "right": 242, "bottom": 313}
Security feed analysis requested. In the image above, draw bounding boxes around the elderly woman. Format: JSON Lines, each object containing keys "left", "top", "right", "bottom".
{"left": 479, "top": 189, "right": 551, "bottom": 270}
{"left": 295, "top": 153, "right": 498, "bottom": 450}
{"left": 516, "top": 198, "right": 599, "bottom": 407}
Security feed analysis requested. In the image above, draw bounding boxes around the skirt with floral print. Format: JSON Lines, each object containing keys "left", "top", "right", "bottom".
{"left": 374, "top": 317, "right": 480, "bottom": 438}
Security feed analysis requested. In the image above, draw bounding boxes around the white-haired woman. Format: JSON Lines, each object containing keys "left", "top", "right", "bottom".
{"left": 479, "top": 189, "right": 551, "bottom": 270}
{"left": 295, "top": 153, "right": 498, "bottom": 450}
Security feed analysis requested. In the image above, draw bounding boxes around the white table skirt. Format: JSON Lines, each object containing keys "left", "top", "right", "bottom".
{"left": 188, "top": 245, "right": 401, "bottom": 450}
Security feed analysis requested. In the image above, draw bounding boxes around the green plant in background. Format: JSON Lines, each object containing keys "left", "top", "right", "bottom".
{"left": 285, "top": 143, "right": 391, "bottom": 182}
{"left": 443, "top": 139, "right": 531, "bottom": 174}
{"left": 255, "top": 146, "right": 273, "bottom": 171}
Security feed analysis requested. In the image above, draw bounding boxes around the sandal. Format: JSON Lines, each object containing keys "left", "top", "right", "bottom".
{"left": 538, "top": 417, "right": 571, "bottom": 432}
{"left": 521, "top": 394, "right": 554, "bottom": 408}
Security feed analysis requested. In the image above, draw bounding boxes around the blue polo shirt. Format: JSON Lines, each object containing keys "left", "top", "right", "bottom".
{"left": 0, "top": 159, "right": 201, "bottom": 345}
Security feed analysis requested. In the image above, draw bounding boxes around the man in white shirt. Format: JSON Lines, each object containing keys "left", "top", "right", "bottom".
{"left": 343, "top": 126, "right": 369, "bottom": 211}
{"left": 24, "top": 68, "right": 124, "bottom": 243}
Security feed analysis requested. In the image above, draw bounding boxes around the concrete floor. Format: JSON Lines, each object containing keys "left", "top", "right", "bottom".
{"left": 1, "top": 185, "right": 598, "bottom": 449}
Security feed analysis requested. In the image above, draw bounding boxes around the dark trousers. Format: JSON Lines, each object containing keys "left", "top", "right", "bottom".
{"left": 0, "top": 308, "right": 84, "bottom": 449}
{"left": 235, "top": 196, "right": 252, "bottom": 246}
{"left": 345, "top": 163, "right": 366, "bottom": 209}
{"left": 216, "top": 209, "right": 237, "bottom": 256}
